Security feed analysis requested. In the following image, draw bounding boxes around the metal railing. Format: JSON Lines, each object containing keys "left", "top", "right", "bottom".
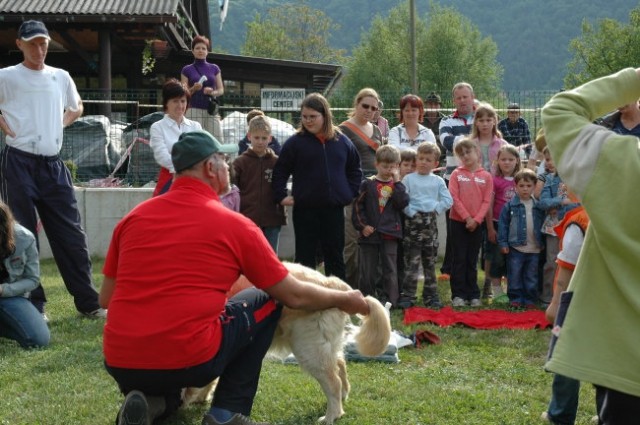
{"left": 0, "top": 89, "right": 557, "bottom": 185}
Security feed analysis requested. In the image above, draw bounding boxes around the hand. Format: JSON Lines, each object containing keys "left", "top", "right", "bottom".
{"left": 204, "top": 87, "right": 214, "bottom": 96}
{"left": 340, "top": 290, "right": 370, "bottom": 315}
{"left": 280, "top": 196, "right": 294, "bottom": 206}
{"left": 362, "top": 225, "right": 375, "bottom": 237}
{"left": 465, "top": 217, "right": 477, "bottom": 231}
{"left": 487, "top": 228, "right": 497, "bottom": 243}
{"left": 192, "top": 82, "right": 203, "bottom": 92}
{"left": 545, "top": 300, "right": 559, "bottom": 323}
{"left": 500, "top": 247, "right": 509, "bottom": 255}
{"left": 0, "top": 115, "right": 16, "bottom": 138}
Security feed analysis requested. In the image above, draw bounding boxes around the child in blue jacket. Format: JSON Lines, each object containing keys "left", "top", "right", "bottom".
{"left": 498, "top": 169, "right": 545, "bottom": 309}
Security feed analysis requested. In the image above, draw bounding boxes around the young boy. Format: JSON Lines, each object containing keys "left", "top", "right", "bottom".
{"left": 352, "top": 145, "right": 409, "bottom": 307}
{"left": 448, "top": 138, "right": 493, "bottom": 307}
{"left": 397, "top": 148, "right": 417, "bottom": 295}
{"left": 237, "top": 109, "right": 281, "bottom": 155}
{"left": 399, "top": 149, "right": 417, "bottom": 179}
{"left": 399, "top": 143, "right": 453, "bottom": 309}
{"left": 233, "top": 115, "right": 287, "bottom": 253}
{"left": 497, "top": 168, "right": 544, "bottom": 309}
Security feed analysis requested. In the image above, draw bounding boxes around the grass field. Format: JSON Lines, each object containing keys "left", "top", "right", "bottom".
{"left": 0, "top": 259, "right": 599, "bottom": 425}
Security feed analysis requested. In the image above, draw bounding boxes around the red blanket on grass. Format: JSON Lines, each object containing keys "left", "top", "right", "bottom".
{"left": 403, "top": 306, "right": 551, "bottom": 330}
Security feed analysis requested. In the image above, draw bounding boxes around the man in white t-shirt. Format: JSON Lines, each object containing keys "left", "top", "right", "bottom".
{"left": 0, "top": 21, "right": 105, "bottom": 319}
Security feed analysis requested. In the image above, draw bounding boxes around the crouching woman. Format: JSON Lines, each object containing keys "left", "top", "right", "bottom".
{"left": 0, "top": 202, "right": 49, "bottom": 349}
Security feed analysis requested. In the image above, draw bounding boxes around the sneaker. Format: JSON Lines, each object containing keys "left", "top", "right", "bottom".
{"left": 540, "top": 411, "right": 550, "bottom": 422}
{"left": 469, "top": 298, "right": 481, "bottom": 307}
{"left": 451, "top": 297, "right": 466, "bottom": 307}
{"left": 525, "top": 303, "right": 538, "bottom": 310}
{"left": 80, "top": 308, "right": 107, "bottom": 319}
{"left": 423, "top": 298, "right": 443, "bottom": 309}
{"left": 510, "top": 301, "right": 523, "bottom": 309}
{"left": 118, "top": 390, "right": 149, "bottom": 425}
{"left": 202, "top": 413, "right": 270, "bottom": 425}
{"left": 437, "top": 273, "right": 451, "bottom": 281}
{"left": 494, "top": 294, "right": 509, "bottom": 305}
{"left": 591, "top": 415, "right": 599, "bottom": 423}
{"left": 42, "top": 313, "right": 50, "bottom": 324}
{"left": 397, "top": 296, "right": 415, "bottom": 309}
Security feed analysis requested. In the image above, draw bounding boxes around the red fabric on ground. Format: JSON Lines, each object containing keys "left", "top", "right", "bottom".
{"left": 403, "top": 306, "right": 551, "bottom": 330}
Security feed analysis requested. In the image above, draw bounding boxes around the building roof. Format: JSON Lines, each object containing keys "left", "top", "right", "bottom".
{"left": 0, "top": 0, "right": 178, "bottom": 16}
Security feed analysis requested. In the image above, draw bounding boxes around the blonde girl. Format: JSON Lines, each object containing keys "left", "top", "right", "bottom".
{"left": 469, "top": 102, "right": 508, "bottom": 175}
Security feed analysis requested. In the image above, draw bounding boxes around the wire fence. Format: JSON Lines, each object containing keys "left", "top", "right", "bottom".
{"left": 0, "top": 89, "right": 558, "bottom": 185}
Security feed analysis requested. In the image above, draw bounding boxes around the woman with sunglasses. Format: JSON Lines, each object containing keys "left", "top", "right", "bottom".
{"left": 338, "top": 88, "right": 385, "bottom": 289}
{"left": 389, "top": 94, "right": 437, "bottom": 151}
{"left": 272, "top": 93, "right": 362, "bottom": 280}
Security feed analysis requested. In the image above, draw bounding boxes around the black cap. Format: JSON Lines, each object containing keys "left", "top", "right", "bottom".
{"left": 507, "top": 102, "right": 520, "bottom": 110}
{"left": 18, "top": 21, "right": 50, "bottom": 41}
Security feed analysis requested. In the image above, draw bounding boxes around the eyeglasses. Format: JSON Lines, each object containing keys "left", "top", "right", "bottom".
{"left": 302, "top": 114, "right": 322, "bottom": 122}
{"left": 360, "top": 103, "right": 379, "bottom": 112}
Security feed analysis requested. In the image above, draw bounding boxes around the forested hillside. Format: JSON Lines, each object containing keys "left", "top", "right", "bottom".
{"left": 210, "top": 0, "right": 636, "bottom": 90}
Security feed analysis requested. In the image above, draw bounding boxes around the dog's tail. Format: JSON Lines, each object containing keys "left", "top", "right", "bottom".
{"left": 354, "top": 296, "right": 392, "bottom": 357}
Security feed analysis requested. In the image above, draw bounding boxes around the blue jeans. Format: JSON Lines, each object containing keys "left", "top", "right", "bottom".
{"left": 261, "top": 226, "right": 281, "bottom": 254}
{"left": 506, "top": 249, "right": 539, "bottom": 304}
{"left": 0, "top": 296, "right": 50, "bottom": 348}
{"left": 547, "top": 373, "right": 580, "bottom": 424}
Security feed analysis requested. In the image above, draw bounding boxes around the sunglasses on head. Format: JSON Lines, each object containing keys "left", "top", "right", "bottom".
{"left": 360, "top": 103, "right": 379, "bottom": 112}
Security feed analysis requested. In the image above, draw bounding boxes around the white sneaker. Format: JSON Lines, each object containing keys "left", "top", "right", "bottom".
{"left": 469, "top": 299, "right": 481, "bottom": 307}
{"left": 80, "top": 308, "right": 107, "bottom": 319}
{"left": 591, "top": 415, "right": 599, "bottom": 424}
{"left": 452, "top": 297, "right": 466, "bottom": 307}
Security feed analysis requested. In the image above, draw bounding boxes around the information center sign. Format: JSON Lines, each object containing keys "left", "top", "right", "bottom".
{"left": 261, "top": 88, "right": 306, "bottom": 111}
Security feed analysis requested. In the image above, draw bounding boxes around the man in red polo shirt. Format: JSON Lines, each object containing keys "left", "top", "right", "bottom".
{"left": 99, "top": 130, "right": 369, "bottom": 425}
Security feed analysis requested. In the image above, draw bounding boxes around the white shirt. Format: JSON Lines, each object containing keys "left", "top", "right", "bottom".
{"left": 388, "top": 124, "right": 436, "bottom": 151}
{"left": 149, "top": 114, "right": 202, "bottom": 172}
{"left": 0, "top": 64, "right": 81, "bottom": 156}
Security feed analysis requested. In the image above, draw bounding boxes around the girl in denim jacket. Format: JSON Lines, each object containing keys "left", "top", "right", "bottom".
{"left": 0, "top": 202, "right": 49, "bottom": 348}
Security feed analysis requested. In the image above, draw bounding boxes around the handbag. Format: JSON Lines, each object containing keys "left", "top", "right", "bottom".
{"left": 207, "top": 96, "right": 219, "bottom": 116}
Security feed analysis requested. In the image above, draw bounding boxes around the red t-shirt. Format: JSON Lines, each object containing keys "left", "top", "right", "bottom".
{"left": 102, "top": 177, "right": 288, "bottom": 369}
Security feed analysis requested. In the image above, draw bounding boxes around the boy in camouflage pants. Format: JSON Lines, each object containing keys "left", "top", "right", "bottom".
{"left": 399, "top": 143, "right": 453, "bottom": 309}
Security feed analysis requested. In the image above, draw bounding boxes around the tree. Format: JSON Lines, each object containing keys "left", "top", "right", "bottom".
{"left": 339, "top": 1, "right": 503, "bottom": 102}
{"left": 564, "top": 6, "right": 640, "bottom": 88}
{"left": 240, "top": 1, "right": 345, "bottom": 63}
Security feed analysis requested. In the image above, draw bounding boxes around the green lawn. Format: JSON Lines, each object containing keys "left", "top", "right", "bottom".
{"left": 0, "top": 259, "right": 598, "bottom": 425}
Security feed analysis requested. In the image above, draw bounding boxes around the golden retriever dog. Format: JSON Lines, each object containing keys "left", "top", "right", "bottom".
{"left": 183, "top": 262, "right": 392, "bottom": 424}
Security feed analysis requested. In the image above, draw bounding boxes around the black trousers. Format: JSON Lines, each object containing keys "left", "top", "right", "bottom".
{"left": 596, "top": 386, "right": 640, "bottom": 425}
{"left": 292, "top": 205, "right": 346, "bottom": 280}
{"left": 106, "top": 288, "right": 282, "bottom": 419}
{"left": 449, "top": 219, "right": 482, "bottom": 300}
{"left": 0, "top": 146, "right": 99, "bottom": 313}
